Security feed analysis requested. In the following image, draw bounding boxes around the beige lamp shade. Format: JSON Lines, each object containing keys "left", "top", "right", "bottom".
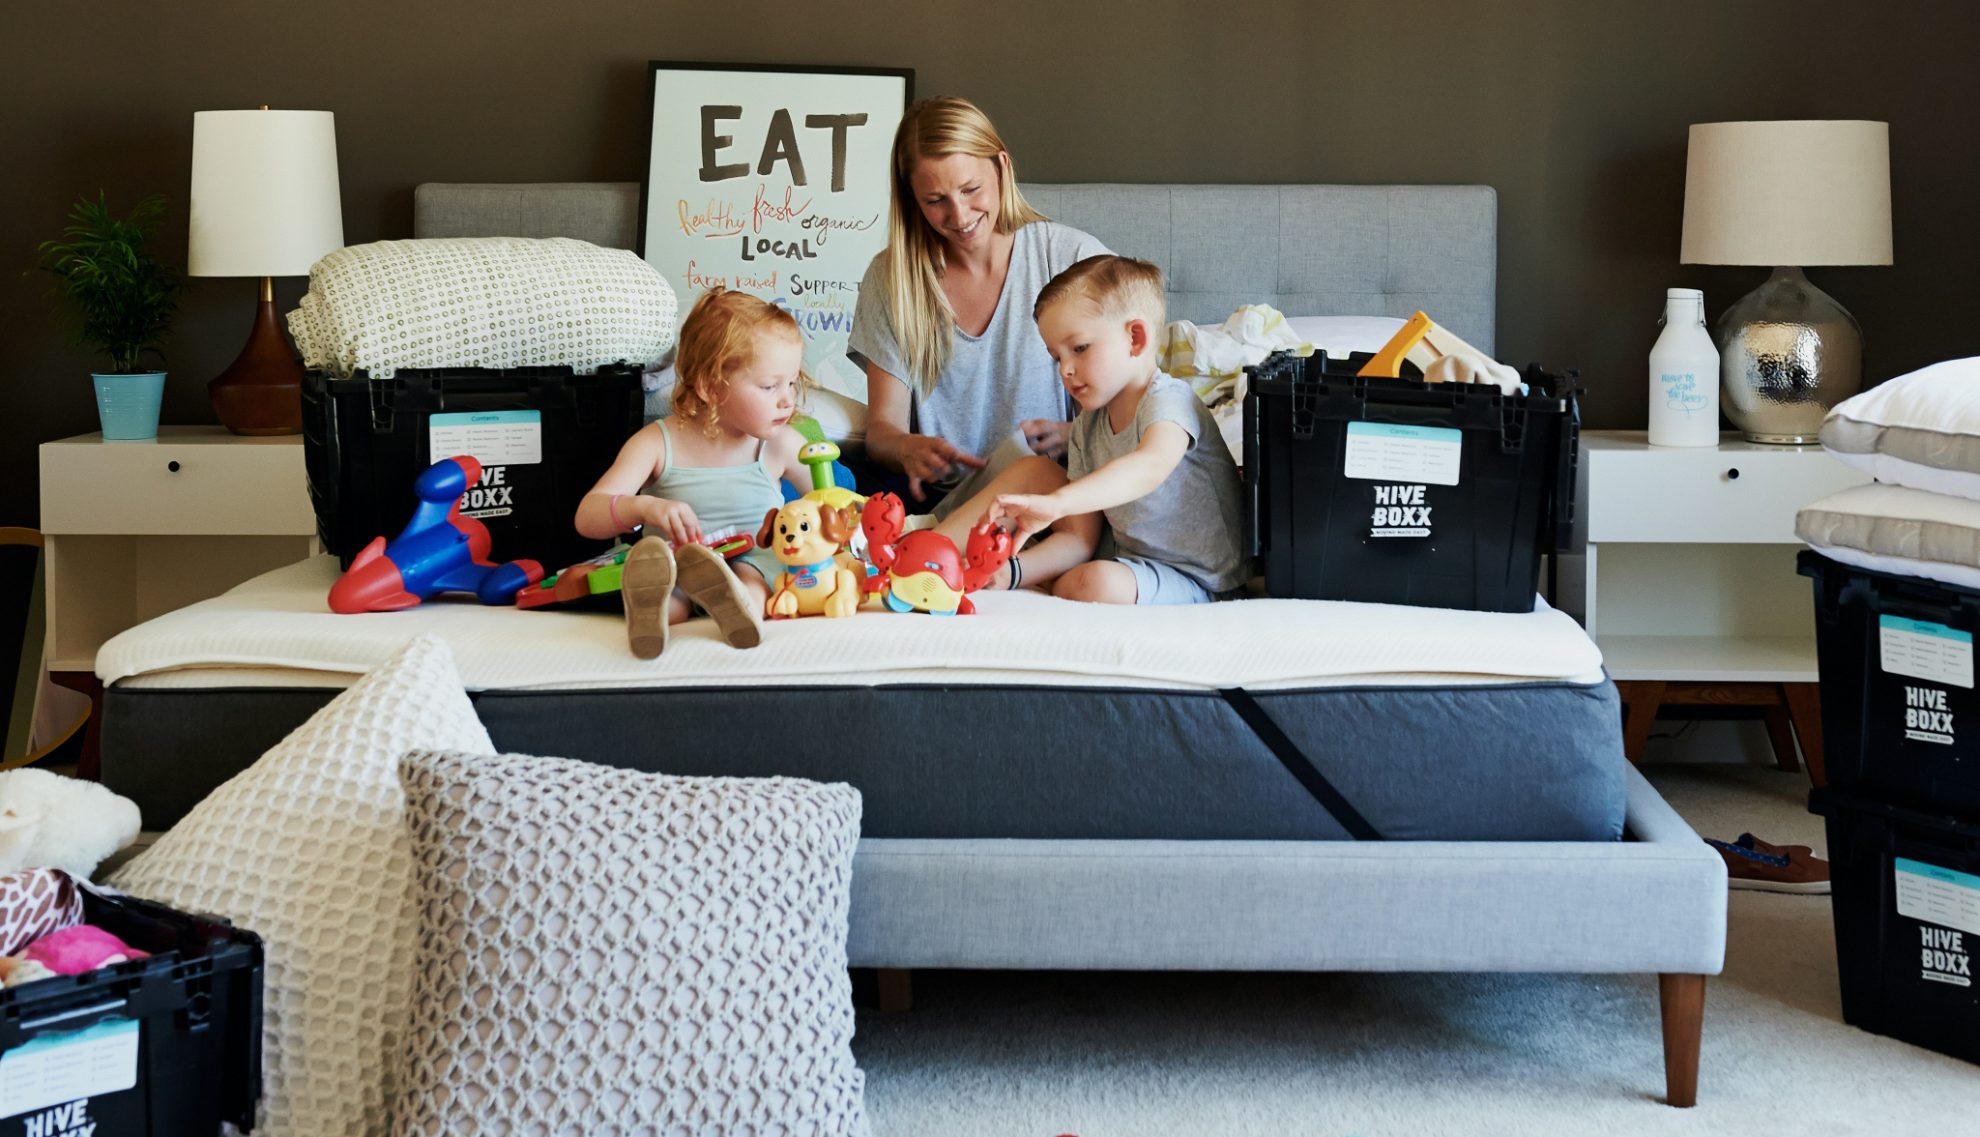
{"left": 188, "top": 109, "right": 343, "bottom": 277}
{"left": 1680, "top": 120, "right": 1892, "bottom": 267}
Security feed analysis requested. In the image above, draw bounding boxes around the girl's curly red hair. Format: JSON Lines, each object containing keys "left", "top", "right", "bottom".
{"left": 672, "top": 287, "right": 810, "bottom": 436}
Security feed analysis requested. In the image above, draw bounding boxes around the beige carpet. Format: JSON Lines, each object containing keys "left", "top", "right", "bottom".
{"left": 851, "top": 764, "right": 1980, "bottom": 1136}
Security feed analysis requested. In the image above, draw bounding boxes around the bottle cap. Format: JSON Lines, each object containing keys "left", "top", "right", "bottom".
{"left": 1666, "top": 287, "right": 1704, "bottom": 301}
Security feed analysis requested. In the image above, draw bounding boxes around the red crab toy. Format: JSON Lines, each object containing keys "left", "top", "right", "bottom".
{"left": 859, "top": 492, "right": 1013, "bottom": 616}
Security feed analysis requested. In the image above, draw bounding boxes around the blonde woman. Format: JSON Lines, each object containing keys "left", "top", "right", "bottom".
{"left": 848, "top": 97, "right": 1111, "bottom": 579}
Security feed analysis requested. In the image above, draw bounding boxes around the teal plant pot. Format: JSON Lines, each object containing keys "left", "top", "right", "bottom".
{"left": 91, "top": 372, "right": 166, "bottom": 440}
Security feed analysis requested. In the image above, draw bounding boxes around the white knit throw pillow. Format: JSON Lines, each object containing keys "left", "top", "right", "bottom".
{"left": 393, "top": 749, "right": 869, "bottom": 1137}
{"left": 107, "top": 635, "right": 492, "bottom": 1137}
{"left": 286, "top": 237, "right": 678, "bottom": 379}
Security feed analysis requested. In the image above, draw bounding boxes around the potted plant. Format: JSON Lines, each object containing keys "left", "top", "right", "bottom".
{"left": 35, "top": 192, "right": 186, "bottom": 440}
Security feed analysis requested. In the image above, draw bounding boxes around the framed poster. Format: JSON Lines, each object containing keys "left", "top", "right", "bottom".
{"left": 639, "top": 61, "right": 913, "bottom": 404}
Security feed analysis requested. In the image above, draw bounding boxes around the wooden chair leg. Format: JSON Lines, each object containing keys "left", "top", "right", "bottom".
{"left": 1659, "top": 973, "right": 1706, "bottom": 1107}
{"left": 1760, "top": 692, "right": 1801, "bottom": 773}
{"left": 1782, "top": 682, "right": 1828, "bottom": 788}
{"left": 876, "top": 967, "right": 912, "bottom": 1014}
{"left": 1618, "top": 681, "right": 1667, "bottom": 765}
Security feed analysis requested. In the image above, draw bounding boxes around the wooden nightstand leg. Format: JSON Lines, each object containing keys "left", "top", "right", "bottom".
{"left": 47, "top": 671, "right": 104, "bottom": 782}
{"left": 1761, "top": 690, "right": 1801, "bottom": 773}
{"left": 1782, "top": 682, "right": 1827, "bottom": 788}
{"left": 1618, "top": 681, "right": 1667, "bottom": 765}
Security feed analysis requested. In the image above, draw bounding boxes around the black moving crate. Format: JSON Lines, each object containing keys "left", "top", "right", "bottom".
{"left": 1802, "top": 551, "right": 1980, "bottom": 816}
{"left": 304, "top": 365, "right": 644, "bottom": 572}
{"left": 1242, "top": 351, "right": 1578, "bottom": 612}
{"left": 0, "top": 889, "right": 262, "bottom": 1135}
{"left": 1813, "top": 788, "right": 1980, "bottom": 1065}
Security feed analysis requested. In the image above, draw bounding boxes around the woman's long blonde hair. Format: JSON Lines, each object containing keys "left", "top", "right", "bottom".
{"left": 881, "top": 96, "right": 1048, "bottom": 392}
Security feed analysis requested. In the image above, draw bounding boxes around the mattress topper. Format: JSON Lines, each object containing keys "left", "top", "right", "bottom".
{"left": 99, "top": 556, "right": 1607, "bottom": 692}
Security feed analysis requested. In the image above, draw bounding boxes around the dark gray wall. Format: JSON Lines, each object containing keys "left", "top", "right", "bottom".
{"left": 5, "top": 1, "right": 1974, "bottom": 525}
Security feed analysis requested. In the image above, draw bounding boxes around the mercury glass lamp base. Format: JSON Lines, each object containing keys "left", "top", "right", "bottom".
{"left": 1715, "top": 266, "right": 1862, "bottom": 446}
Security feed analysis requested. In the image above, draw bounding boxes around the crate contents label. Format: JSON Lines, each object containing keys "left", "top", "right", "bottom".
{"left": 429, "top": 410, "right": 543, "bottom": 467}
{"left": 0, "top": 1017, "right": 136, "bottom": 1121}
{"left": 1880, "top": 615, "right": 1973, "bottom": 689}
{"left": 1342, "top": 422, "right": 1462, "bottom": 487}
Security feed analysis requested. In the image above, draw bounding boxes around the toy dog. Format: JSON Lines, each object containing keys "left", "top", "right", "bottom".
{"left": 859, "top": 491, "right": 1013, "bottom": 616}
{"left": 328, "top": 456, "right": 544, "bottom": 614}
{"left": 756, "top": 499, "right": 862, "bottom": 619}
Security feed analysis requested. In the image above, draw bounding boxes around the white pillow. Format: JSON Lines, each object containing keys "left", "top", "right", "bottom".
{"left": 393, "top": 749, "right": 869, "bottom": 1136}
{"left": 1821, "top": 357, "right": 1980, "bottom": 500}
{"left": 1282, "top": 315, "right": 1409, "bottom": 358}
{"left": 107, "top": 635, "right": 492, "bottom": 1137}
{"left": 288, "top": 237, "right": 678, "bottom": 380}
{"left": 1798, "top": 482, "right": 1980, "bottom": 591}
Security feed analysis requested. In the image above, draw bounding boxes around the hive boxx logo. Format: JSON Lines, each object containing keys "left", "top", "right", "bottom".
{"left": 1369, "top": 483, "right": 1432, "bottom": 538}
{"left": 1920, "top": 925, "right": 1971, "bottom": 987}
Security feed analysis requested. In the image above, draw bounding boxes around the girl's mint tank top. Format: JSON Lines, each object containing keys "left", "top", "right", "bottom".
{"left": 642, "top": 421, "right": 786, "bottom": 582}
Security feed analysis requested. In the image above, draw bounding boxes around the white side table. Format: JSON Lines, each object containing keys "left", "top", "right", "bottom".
{"left": 39, "top": 427, "right": 317, "bottom": 675}
{"left": 1574, "top": 430, "right": 1870, "bottom": 777}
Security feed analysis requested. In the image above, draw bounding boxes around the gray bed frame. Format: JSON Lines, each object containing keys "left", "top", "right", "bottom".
{"left": 165, "top": 183, "right": 1732, "bottom": 1105}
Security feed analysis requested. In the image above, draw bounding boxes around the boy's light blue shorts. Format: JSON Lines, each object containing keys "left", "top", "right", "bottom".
{"left": 1114, "top": 556, "right": 1220, "bottom": 606}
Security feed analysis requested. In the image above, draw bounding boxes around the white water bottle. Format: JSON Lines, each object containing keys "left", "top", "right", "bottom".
{"left": 1647, "top": 288, "right": 1721, "bottom": 447}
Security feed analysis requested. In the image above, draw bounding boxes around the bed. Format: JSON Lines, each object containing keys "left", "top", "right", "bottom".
{"left": 97, "top": 182, "right": 1727, "bottom": 1105}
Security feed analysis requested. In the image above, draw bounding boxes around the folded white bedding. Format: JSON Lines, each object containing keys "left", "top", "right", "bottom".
{"left": 99, "top": 557, "right": 1607, "bottom": 692}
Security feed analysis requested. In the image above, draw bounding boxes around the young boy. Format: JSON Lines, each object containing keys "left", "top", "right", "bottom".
{"left": 985, "top": 254, "right": 1250, "bottom": 604}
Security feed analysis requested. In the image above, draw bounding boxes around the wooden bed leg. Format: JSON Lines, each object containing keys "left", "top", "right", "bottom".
{"left": 1618, "top": 681, "right": 1666, "bottom": 765}
{"left": 1782, "top": 682, "right": 1828, "bottom": 788}
{"left": 876, "top": 968, "right": 912, "bottom": 1014}
{"left": 1658, "top": 973, "right": 1706, "bottom": 1107}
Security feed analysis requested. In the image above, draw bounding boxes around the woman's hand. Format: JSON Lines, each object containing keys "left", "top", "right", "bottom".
{"left": 898, "top": 433, "right": 986, "bottom": 501}
{"left": 642, "top": 497, "right": 703, "bottom": 545}
{"left": 1020, "top": 418, "right": 1069, "bottom": 461}
{"left": 988, "top": 492, "right": 1065, "bottom": 547}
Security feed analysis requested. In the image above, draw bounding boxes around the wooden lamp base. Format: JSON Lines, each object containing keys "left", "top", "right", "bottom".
{"left": 210, "top": 277, "right": 303, "bottom": 436}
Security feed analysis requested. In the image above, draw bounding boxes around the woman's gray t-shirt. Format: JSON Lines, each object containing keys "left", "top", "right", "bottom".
{"left": 849, "top": 221, "right": 1109, "bottom": 486}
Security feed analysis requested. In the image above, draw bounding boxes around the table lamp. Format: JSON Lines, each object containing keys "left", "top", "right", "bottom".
{"left": 188, "top": 107, "right": 343, "bottom": 435}
{"left": 1680, "top": 120, "right": 1892, "bottom": 444}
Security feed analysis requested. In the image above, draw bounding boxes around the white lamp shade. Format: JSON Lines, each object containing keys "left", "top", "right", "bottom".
{"left": 1680, "top": 120, "right": 1892, "bottom": 267}
{"left": 188, "top": 109, "right": 344, "bottom": 277}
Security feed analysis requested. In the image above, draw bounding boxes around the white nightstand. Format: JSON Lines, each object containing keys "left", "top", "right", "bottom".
{"left": 1571, "top": 430, "right": 1871, "bottom": 777}
{"left": 39, "top": 427, "right": 318, "bottom": 675}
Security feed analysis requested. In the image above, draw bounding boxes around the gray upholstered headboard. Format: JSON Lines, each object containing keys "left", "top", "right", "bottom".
{"left": 414, "top": 181, "right": 1496, "bottom": 352}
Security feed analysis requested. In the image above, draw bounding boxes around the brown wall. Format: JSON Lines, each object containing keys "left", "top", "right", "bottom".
{"left": 5, "top": 1, "right": 1975, "bottom": 526}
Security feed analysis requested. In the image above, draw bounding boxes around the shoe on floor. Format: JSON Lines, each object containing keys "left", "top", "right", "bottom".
{"left": 1705, "top": 832, "right": 1831, "bottom": 894}
{"left": 676, "top": 543, "right": 762, "bottom": 649}
{"left": 622, "top": 536, "right": 676, "bottom": 660}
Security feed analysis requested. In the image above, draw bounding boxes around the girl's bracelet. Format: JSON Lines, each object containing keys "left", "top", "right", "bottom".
{"left": 608, "top": 493, "right": 629, "bottom": 532}
{"left": 1006, "top": 556, "right": 1023, "bottom": 590}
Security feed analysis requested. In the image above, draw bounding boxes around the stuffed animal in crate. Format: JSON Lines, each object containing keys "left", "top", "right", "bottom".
{"left": 756, "top": 500, "right": 863, "bottom": 619}
{"left": 0, "top": 769, "right": 141, "bottom": 879}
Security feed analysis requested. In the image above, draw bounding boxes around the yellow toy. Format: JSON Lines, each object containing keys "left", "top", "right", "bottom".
{"left": 755, "top": 500, "right": 863, "bottom": 619}
{"left": 797, "top": 440, "right": 866, "bottom": 514}
{"left": 1358, "top": 311, "right": 1521, "bottom": 394}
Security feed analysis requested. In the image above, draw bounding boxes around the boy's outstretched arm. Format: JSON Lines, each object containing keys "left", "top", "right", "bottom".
{"left": 990, "top": 422, "right": 1190, "bottom": 545}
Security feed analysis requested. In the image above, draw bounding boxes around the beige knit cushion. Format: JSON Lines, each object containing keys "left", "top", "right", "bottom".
{"left": 287, "top": 236, "right": 678, "bottom": 379}
{"left": 107, "top": 635, "right": 492, "bottom": 1137}
{"left": 393, "top": 749, "right": 868, "bottom": 1137}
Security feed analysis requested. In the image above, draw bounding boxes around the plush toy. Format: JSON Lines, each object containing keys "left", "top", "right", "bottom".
{"left": 20, "top": 925, "right": 147, "bottom": 975}
{"left": 0, "top": 956, "right": 53, "bottom": 988}
{"left": 0, "top": 769, "right": 141, "bottom": 879}
{"left": 756, "top": 500, "right": 864, "bottom": 619}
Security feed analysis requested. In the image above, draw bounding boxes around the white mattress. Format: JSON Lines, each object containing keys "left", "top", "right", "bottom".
{"left": 101, "top": 557, "right": 1608, "bottom": 693}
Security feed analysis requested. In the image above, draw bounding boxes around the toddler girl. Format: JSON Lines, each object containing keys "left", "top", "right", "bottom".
{"left": 576, "top": 288, "right": 818, "bottom": 658}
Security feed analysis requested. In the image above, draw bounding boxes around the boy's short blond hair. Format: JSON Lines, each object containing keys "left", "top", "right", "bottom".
{"left": 1034, "top": 254, "right": 1167, "bottom": 328}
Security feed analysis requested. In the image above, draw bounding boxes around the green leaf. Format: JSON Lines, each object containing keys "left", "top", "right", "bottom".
{"left": 32, "top": 190, "right": 186, "bottom": 374}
